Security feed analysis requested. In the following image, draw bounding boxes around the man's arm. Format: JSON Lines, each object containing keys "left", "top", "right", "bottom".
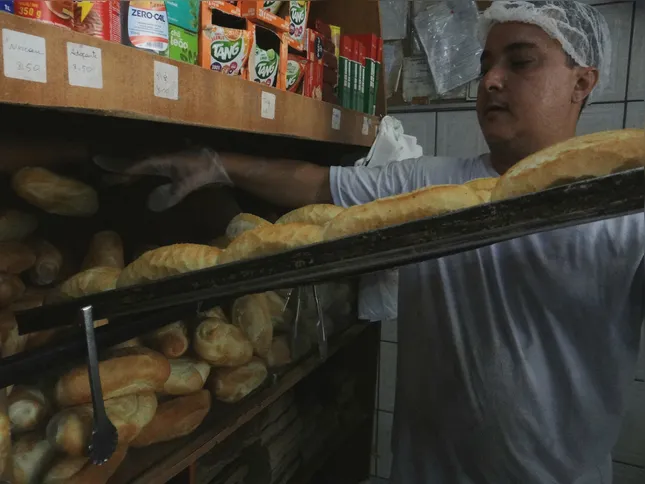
{"left": 221, "top": 153, "right": 332, "bottom": 209}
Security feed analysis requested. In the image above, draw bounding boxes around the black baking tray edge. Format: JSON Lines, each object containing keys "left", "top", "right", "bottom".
{"left": 14, "top": 168, "right": 645, "bottom": 334}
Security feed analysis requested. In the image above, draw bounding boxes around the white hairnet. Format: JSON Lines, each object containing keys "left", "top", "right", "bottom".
{"left": 480, "top": 1, "right": 612, "bottom": 100}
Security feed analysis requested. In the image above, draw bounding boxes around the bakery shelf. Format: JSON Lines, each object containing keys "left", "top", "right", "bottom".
{"left": 13, "top": 168, "right": 644, "bottom": 331}
{"left": 0, "top": 13, "right": 378, "bottom": 147}
{"left": 108, "top": 323, "right": 373, "bottom": 484}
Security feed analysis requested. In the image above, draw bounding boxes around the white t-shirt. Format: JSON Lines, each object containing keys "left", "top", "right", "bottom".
{"left": 330, "top": 155, "right": 644, "bottom": 484}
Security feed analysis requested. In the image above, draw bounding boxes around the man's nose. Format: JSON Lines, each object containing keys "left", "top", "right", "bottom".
{"left": 482, "top": 65, "right": 506, "bottom": 91}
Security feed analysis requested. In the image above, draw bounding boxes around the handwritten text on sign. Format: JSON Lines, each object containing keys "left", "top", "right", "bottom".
{"left": 67, "top": 43, "right": 103, "bottom": 89}
{"left": 331, "top": 108, "right": 341, "bottom": 131}
{"left": 2, "top": 29, "right": 46, "bottom": 83}
{"left": 154, "top": 61, "right": 178, "bottom": 101}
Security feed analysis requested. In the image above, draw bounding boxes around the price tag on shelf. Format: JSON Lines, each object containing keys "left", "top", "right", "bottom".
{"left": 261, "top": 91, "right": 276, "bottom": 120}
{"left": 67, "top": 42, "right": 102, "bottom": 89}
{"left": 2, "top": 29, "right": 46, "bottom": 83}
{"left": 153, "top": 61, "right": 179, "bottom": 101}
{"left": 362, "top": 116, "right": 371, "bottom": 136}
{"left": 331, "top": 108, "right": 341, "bottom": 131}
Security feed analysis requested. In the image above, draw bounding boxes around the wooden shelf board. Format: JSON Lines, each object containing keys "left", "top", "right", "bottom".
{"left": 109, "top": 324, "right": 370, "bottom": 484}
{"left": 0, "top": 13, "right": 378, "bottom": 147}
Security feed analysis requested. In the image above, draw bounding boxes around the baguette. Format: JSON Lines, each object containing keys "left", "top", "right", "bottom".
{"left": 0, "top": 273, "right": 25, "bottom": 308}
{"left": 225, "top": 213, "right": 271, "bottom": 240}
{"left": 55, "top": 347, "right": 170, "bottom": 407}
{"left": 42, "top": 456, "right": 87, "bottom": 484}
{"left": 266, "top": 336, "right": 291, "bottom": 368}
{"left": 0, "top": 406, "right": 11, "bottom": 483}
{"left": 7, "top": 387, "right": 49, "bottom": 433}
{"left": 464, "top": 177, "right": 498, "bottom": 202}
{"left": 131, "top": 390, "right": 211, "bottom": 448}
{"left": 491, "top": 129, "right": 645, "bottom": 201}
{"left": 47, "top": 392, "right": 157, "bottom": 456}
{"left": 163, "top": 358, "right": 211, "bottom": 396}
{"left": 0, "top": 242, "right": 36, "bottom": 274}
{"left": 209, "top": 235, "right": 231, "bottom": 250}
{"left": 232, "top": 293, "right": 273, "bottom": 358}
{"left": 194, "top": 317, "right": 253, "bottom": 367}
{"left": 210, "top": 358, "right": 268, "bottom": 403}
{"left": 28, "top": 239, "right": 63, "bottom": 286}
{"left": 323, "top": 184, "right": 482, "bottom": 240}
{"left": 12, "top": 432, "right": 54, "bottom": 484}
{"left": 59, "top": 267, "right": 120, "bottom": 299}
{"left": 62, "top": 446, "right": 127, "bottom": 484}
{"left": 11, "top": 167, "right": 98, "bottom": 217}
{"left": 276, "top": 204, "right": 344, "bottom": 226}
{"left": 82, "top": 231, "right": 124, "bottom": 270}
{"left": 0, "top": 311, "right": 27, "bottom": 358}
{"left": 145, "top": 321, "right": 189, "bottom": 359}
{"left": 0, "top": 210, "right": 37, "bottom": 242}
{"left": 219, "top": 224, "right": 324, "bottom": 265}
{"left": 117, "top": 244, "right": 221, "bottom": 288}
{"left": 265, "top": 291, "right": 290, "bottom": 331}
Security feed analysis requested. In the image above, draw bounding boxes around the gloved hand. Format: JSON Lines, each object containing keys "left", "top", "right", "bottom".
{"left": 94, "top": 147, "right": 232, "bottom": 212}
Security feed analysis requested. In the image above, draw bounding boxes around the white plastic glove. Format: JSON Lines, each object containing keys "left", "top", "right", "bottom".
{"left": 94, "top": 147, "right": 232, "bottom": 212}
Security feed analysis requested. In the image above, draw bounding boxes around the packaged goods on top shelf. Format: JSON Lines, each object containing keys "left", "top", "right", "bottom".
{"left": 243, "top": 21, "right": 288, "bottom": 89}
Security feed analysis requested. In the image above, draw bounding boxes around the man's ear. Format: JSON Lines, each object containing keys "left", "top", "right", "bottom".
{"left": 572, "top": 67, "right": 599, "bottom": 104}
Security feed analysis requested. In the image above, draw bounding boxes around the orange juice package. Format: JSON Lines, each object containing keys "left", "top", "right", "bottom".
{"left": 201, "top": 26, "right": 254, "bottom": 76}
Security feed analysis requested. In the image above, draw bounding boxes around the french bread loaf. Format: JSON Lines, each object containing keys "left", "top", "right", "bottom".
{"left": 55, "top": 347, "right": 170, "bottom": 407}
{"left": 219, "top": 224, "right": 324, "bottom": 265}
{"left": 82, "top": 231, "right": 124, "bottom": 270}
{"left": 0, "top": 312, "right": 27, "bottom": 358}
{"left": 323, "top": 184, "right": 482, "bottom": 240}
{"left": 264, "top": 291, "right": 290, "bottom": 331}
{"left": 232, "top": 293, "right": 273, "bottom": 358}
{"left": 266, "top": 336, "right": 291, "bottom": 368}
{"left": 12, "top": 432, "right": 54, "bottom": 484}
{"left": 163, "top": 358, "right": 211, "bottom": 396}
{"left": 7, "top": 387, "right": 49, "bottom": 433}
{"left": 117, "top": 244, "right": 221, "bottom": 288}
{"left": 131, "top": 390, "right": 211, "bottom": 448}
{"left": 0, "top": 210, "right": 37, "bottom": 242}
{"left": 0, "top": 242, "right": 36, "bottom": 274}
{"left": 28, "top": 239, "right": 63, "bottom": 286}
{"left": 42, "top": 456, "right": 87, "bottom": 484}
{"left": 225, "top": 213, "right": 271, "bottom": 240}
{"left": 62, "top": 446, "right": 127, "bottom": 484}
{"left": 0, "top": 408, "right": 11, "bottom": 482}
{"left": 59, "top": 267, "right": 121, "bottom": 299}
{"left": 194, "top": 317, "right": 253, "bottom": 367}
{"left": 0, "top": 273, "right": 25, "bottom": 308}
{"left": 47, "top": 392, "right": 157, "bottom": 456}
{"left": 491, "top": 129, "right": 645, "bottom": 201}
{"left": 145, "top": 321, "right": 189, "bottom": 359}
{"left": 276, "top": 204, "right": 345, "bottom": 226}
{"left": 11, "top": 167, "right": 99, "bottom": 217}
{"left": 210, "top": 358, "right": 268, "bottom": 403}
{"left": 198, "top": 305, "right": 227, "bottom": 319}
{"left": 464, "top": 177, "right": 498, "bottom": 202}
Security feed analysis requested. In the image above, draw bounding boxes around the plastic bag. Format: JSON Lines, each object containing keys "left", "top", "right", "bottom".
{"left": 383, "top": 40, "right": 404, "bottom": 99}
{"left": 380, "top": 0, "right": 409, "bottom": 41}
{"left": 413, "top": 0, "right": 482, "bottom": 94}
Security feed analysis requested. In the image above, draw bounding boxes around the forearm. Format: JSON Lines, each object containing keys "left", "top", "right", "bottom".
{"left": 220, "top": 153, "right": 333, "bottom": 209}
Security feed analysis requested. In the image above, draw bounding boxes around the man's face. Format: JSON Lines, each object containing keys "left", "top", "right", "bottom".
{"left": 476, "top": 22, "right": 581, "bottom": 148}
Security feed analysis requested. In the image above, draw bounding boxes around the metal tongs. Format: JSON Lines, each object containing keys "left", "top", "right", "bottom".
{"left": 284, "top": 286, "right": 328, "bottom": 361}
{"left": 79, "top": 306, "right": 117, "bottom": 464}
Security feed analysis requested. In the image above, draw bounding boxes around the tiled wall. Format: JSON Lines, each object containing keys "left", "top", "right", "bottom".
{"left": 371, "top": 1, "right": 644, "bottom": 482}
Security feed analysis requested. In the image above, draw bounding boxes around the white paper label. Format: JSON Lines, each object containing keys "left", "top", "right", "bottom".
{"left": 362, "top": 116, "right": 371, "bottom": 136}
{"left": 261, "top": 91, "right": 276, "bottom": 120}
{"left": 332, "top": 108, "right": 341, "bottom": 131}
{"left": 2, "top": 29, "right": 46, "bottom": 83}
{"left": 67, "top": 43, "right": 102, "bottom": 89}
{"left": 153, "top": 61, "right": 178, "bottom": 100}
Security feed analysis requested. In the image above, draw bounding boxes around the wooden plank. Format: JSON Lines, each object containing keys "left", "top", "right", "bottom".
{"left": 109, "top": 324, "right": 371, "bottom": 484}
{"left": 613, "top": 462, "right": 645, "bottom": 484}
{"left": 614, "top": 381, "right": 645, "bottom": 467}
{"left": 0, "top": 13, "right": 378, "bottom": 147}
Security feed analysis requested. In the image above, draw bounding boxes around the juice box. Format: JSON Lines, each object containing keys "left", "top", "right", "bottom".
{"left": 169, "top": 24, "right": 198, "bottom": 65}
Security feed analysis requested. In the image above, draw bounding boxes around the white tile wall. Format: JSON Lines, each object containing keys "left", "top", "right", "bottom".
{"left": 625, "top": 101, "right": 645, "bottom": 129}
{"left": 376, "top": 411, "right": 394, "bottom": 478}
{"left": 392, "top": 112, "right": 437, "bottom": 156}
{"left": 576, "top": 103, "right": 625, "bottom": 135}
{"left": 378, "top": 342, "right": 397, "bottom": 413}
{"left": 628, "top": 2, "right": 645, "bottom": 100}
{"left": 381, "top": 318, "right": 397, "bottom": 343}
{"left": 436, "top": 111, "right": 488, "bottom": 158}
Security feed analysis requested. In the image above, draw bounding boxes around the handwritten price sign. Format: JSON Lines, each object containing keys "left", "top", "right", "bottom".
{"left": 154, "top": 61, "right": 178, "bottom": 101}
{"left": 2, "top": 29, "right": 47, "bottom": 83}
{"left": 67, "top": 43, "right": 102, "bottom": 89}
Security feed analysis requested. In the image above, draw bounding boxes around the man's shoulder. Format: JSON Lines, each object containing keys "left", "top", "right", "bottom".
{"left": 398, "top": 154, "right": 495, "bottom": 189}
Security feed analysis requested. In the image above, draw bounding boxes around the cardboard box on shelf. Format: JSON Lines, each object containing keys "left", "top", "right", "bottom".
{"left": 202, "top": 0, "right": 241, "bottom": 20}
{"left": 330, "top": 25, "right": 341, "bottom": 59}
{"left": 352, "top": 39, "right": 365, "bottom": 112}
{"left": 239, "top": 1, "right": 289, "bottom": 33}
{"left": 169, "top": 24, "right": 198, "bottom": 65}
{"left": 338, "top": 36, "right": 353, "bottom": 109}
{"left": 166, "top": 0, "right": 200, "bottom": 33}
{"left": 0, "top": 1, "right": 13, "bottom": 13}
{"left": 351, "top": 34, "right": 379, "bottom": 115}
{"left": 303, "top": 29, "right": 323, "bottom": 100}
{"left": 245, "top": 21, "right": 288, "bottom": 89}
{"left": 287, "top": 1, "right": 309, "bottom": 51}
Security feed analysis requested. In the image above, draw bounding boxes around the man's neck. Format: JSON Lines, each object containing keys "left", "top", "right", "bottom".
{"left": 489, "top": 131, "right": 576, "bottom": 175}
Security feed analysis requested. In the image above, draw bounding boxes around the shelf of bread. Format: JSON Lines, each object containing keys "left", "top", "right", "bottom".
{"left": 0, "top": 12, "right": 378, "bottom": 147}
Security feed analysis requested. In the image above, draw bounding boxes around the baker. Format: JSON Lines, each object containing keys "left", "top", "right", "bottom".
{"left": 100, "top": 1, "right": 644, "bottom": 482}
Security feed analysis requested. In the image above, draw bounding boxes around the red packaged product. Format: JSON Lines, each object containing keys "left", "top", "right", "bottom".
{"left": 313, "top": 18, "right": 331, "bottom": 40}
{"left": 14, "top": 1, "right": 74, "bottom": 29}
{"left": 74, "top": 1, "right": 121, "bottom": 42}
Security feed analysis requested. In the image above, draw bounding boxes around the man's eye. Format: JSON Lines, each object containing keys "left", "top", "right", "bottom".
{"left": 510, "top": 59, "right": 533, "bottom": 69}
